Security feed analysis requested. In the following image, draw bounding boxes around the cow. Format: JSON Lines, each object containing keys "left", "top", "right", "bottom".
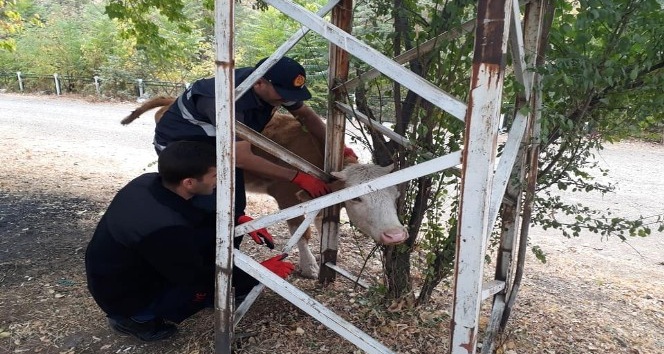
{"left": 121, "top": 97, "right": 408, "bottom": 277}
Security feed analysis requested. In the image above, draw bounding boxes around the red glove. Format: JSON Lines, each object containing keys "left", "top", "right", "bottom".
{"left": 260, "top": 254, "right": 295, "bottom": 279}
{"left": 343, "top": 146, "right": 358, "bottom": 160}
{"left": 237, "top": 215, "right": 275, "bottom": 249}
{"left": 291, "top": 171, "right": 330, "bottom": 198}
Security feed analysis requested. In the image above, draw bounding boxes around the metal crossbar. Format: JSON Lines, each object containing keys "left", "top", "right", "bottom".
{"left": 234, "top": 152, "right": 462, "bottom": 235}
{"left": 262, "top": 0, "right": 468, "bottom": 121}
{"left": 232, "top": 211, "right": 318, "bottom": 326}
{"left": 234, "top": 251, "right": 394, "bottom": 353}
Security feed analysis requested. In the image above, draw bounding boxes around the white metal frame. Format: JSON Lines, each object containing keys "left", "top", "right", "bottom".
{"left": 449, "top": 0, "right": 514, "bottom": 349}
{"left": 212, "top": 0, "right": 549, "bottom": 352}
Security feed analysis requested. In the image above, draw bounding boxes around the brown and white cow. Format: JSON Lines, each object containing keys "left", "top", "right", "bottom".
{"left": 121, "top": 97, "right": 407, "bottom": 277}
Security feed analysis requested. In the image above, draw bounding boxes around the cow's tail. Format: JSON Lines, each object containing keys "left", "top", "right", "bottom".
{"left": 120, "top": 96, "right": 176, "bottom": 125}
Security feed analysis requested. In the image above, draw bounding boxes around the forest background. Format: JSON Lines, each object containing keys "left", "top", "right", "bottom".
{"left": 0, "top": 0, "right": 336, "bottom": 112}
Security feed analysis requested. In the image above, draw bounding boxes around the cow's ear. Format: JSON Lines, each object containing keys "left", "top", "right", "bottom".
{"left": 330, "top": 171, "right": 347, "bottom": 181}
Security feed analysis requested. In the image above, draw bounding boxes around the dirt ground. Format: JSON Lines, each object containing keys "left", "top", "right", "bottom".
{"left": 0, "top": 93, "right": 662, "bottom": 353}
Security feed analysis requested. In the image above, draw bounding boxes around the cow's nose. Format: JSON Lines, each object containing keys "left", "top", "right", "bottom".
{"left": 381, "top": 228, "right": 408, "bottom": 244}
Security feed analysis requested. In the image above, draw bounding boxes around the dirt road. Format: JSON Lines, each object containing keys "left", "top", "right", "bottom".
{"left": 0, "top": 93, "right": 662, "bottom": 353}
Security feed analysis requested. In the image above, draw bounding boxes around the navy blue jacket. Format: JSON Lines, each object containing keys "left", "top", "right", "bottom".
{"left": 154, "top": 68, "right": 303, "bottom": 149}
{"left": 85, "top": 173, "right": 257, "bottom": 317}
{"left": 152, "top": 68, "right": 304, "bottom": 218}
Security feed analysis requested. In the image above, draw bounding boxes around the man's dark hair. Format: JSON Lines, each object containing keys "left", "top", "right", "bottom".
{"left": 158, "top": 141, "right": 216, "bottom": 185}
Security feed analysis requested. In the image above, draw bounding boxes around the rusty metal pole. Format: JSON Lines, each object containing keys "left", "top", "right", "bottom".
{"left": 319, "top": 0, "right": 353, "bottom": 284}
{"left": 481, "top": 1, "right": 547, "bottom": 352}
{"left": 449, "top": 0, "right": 513, "bottom": 352}
{"left": 482, "top": 0, "right": 552, "bottom": 354}
{"left": 213, "top": 0, "right": 235, "bottom": 351}
{"left": 502, "top": 0, "right": 555, "bottom": 328}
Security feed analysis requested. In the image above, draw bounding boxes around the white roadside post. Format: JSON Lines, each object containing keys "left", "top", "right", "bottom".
{"left": 93, "top": 76, "right": 101, "bottom": 95}
{"left": 136, "top": 78, "right": 144, "bottom": 98}
{"left": 53, "top": 73, "right": 61, "bottom": 95}
{"left": 16, "top": 71, "right": 23, "bottom": 91}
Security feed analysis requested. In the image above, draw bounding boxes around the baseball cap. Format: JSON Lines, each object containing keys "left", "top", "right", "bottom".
{"left": 256, "top": 56, "right": 312, "bottom": 102}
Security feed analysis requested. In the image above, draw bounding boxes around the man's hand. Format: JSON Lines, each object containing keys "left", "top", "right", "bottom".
{"left": 260, "top": 254, "right": 295, "bottom": 279}
{"left": 236, "top": 215, "right": 275, "bottom": 249}
{"left": 343, "top": 146, "right": 358, "bottom": 161}
{"left": 291, "top": 172, "right": 330, "bottom": 198}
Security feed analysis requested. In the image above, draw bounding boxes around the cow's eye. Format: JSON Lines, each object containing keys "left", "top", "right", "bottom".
{"left": 351, "top": 197, "right": 363, "bottom": 203}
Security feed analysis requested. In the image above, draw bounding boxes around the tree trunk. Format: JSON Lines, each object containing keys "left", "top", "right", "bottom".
{"left": 383, "top": 245, "right": 412, "bottom": 300}
{"left": 417, "top": 235, "right": 456, "bottom": 304}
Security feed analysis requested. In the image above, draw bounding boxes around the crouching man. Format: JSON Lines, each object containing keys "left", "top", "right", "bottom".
{"left": 85, "top": 141, "right": 294, "bottom": 341}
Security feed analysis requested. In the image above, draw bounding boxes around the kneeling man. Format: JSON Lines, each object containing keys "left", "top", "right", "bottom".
{"left": 85, "top": 141, "right": 294, "bottom": 341}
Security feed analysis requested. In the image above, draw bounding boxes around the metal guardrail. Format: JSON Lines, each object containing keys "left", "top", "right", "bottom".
{"left": 0, "top": 72, "right": 188, "bottom": 98}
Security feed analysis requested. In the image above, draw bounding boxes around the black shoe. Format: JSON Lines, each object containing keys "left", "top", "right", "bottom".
{"left": 108, "top": 317, "right": 177, "bottom": 341}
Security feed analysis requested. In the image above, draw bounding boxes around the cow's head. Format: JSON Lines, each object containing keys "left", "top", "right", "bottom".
{"left": 328, "top": 164, "right": 408, "bottom": 245}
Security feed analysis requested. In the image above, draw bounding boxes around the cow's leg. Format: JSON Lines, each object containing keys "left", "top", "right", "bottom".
{"left": 285, "top": 216, "right": 318, "bottom": 278}
{"left": 267, "top": 184, "right": 319, "bottom": 278}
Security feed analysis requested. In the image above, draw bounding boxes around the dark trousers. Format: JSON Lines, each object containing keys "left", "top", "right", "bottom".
{"left": 117, "top": 267, "right": 258, "bottom": 324}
